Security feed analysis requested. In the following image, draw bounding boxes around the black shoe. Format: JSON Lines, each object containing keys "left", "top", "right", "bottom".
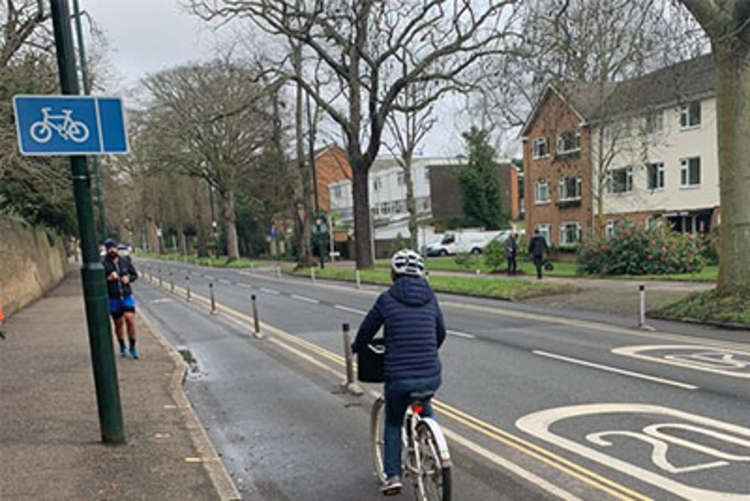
{"left": 381, "top": 476, "right": 403, "bottom": 496}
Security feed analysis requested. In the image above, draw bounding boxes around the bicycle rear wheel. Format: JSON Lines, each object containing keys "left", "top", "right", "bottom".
{"left": 414, "top": 422, "right": 451, "bottom": 501}
{"left": 370, "top": 396, "right": 387, "bottom": 484}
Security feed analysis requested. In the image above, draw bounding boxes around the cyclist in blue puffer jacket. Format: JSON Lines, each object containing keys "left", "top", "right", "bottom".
{"left": 353, "top": 249, "right": 446, "bottom": 496}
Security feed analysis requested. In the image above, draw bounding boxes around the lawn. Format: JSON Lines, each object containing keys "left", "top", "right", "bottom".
{"left": 135, "top": 251, "right": 263, "bottom": 269}
{"left": 286, "top": 266, "right": 578, "bottom": 301}
{"left": 652, "top": 289, "right": 750, "bottom": 326}
{"left": 376, "top": 257, "right": 718, "bottom": 282}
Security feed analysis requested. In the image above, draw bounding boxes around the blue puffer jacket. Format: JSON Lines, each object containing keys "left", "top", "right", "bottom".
{"left": 353, "top": 276, "right": 446, "bottom": 381}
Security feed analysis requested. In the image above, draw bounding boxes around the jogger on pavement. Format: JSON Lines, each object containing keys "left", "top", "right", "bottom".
{"left": 103, "top": 239, "right": 139, "bottom": 359}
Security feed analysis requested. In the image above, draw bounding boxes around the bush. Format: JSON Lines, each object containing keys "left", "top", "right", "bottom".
{"left": 454, "top": 252, "right": 476, "bottom": 269}
{"left": 578, "top": 220, "right": 704, "bottom": 276}
{"left": 389, "top": 233, "right": 409, "bottom": 256}
{"left": 700, "top": 228, "right": 719, "bottom": 265}
{"left": 484, "top": 239, "right": 505, "bottom": 271}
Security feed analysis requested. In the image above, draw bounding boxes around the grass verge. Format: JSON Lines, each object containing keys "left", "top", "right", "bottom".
{"left": 286, "top": 266, "right": 578, "bottom": 301}
{"left": 651, "top": 289, "right": 750, "bottom": 327}
{"left": 376, "top": 257, "right": 718, "bottom": 282}
{"left": 135, "top": 252, "right": 264, "bottom": 269}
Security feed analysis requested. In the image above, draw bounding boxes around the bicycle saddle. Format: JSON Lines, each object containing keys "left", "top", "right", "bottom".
{"left": 408, "top": 390, "right": 435, "bottom": 402}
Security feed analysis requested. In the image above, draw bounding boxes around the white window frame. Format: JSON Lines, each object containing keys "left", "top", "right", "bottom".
{"left": 680, "top": 101, "right": 702, "bottom": 129}
{"left": 607, "top": 166, "right": 633, "bottom": 195}
{"left": 532, "top": 137, "right": 549, "bottom": 159}
{"left": 680, "top": 157, "right": 701, "bottom": 187}
{"left": 559, "top": 222, "right": 582, "bottom": 245}
{"left": 559, "top": 176, "right": 582, "bottom": 201}
{"left": 333, "top": 185, "right": 342, "bottom": 199}
{"left": 646, "top": 162, "right": 665, "bottom": 191}
{"left": 397, "top": 172, "right": 405, "bottom": 186}
{"left": 373, "top": 177, "right": 383, "bottom": 191}
{"left": 556, "top": 129, "right": 581, "bottom": 155}
{"left": 535, "top": 179, "right": 551, "bottom": 204}
{"left": 535, "top": 224, "right": 551, "bottom": 246}
{"left": 644, "top": 111, "right": 664, "bottom": 134}
{"left": 379, "top": 201, "right": 391, "bottom": 215}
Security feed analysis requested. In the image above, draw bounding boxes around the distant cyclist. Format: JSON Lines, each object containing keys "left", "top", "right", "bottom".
{"left": 353, "top": 249, "right": 446, "bottom": 496}
{"left": 103, "top": 239, "right": 139, "bottom": 359}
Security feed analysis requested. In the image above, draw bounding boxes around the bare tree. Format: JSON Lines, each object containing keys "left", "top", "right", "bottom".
{"left": 190, "top": 0, "right": 522, "bottom": 268}
{"left": 385, "top": 68, "right": 437, "bottom": 250}
{"left": 677, "top": 0, "right": 750, "bottom": 293}
{"left": 140, "top": 59, "right": 276, "bottom": 260}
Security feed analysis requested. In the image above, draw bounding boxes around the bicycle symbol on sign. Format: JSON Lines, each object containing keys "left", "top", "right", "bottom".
{"left": 29, "top": 107, "right": 90, "bottom": 144}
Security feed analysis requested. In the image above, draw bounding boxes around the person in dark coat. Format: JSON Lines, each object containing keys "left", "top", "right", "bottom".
{"left": 352, "top": 249, "right": 446, "bottom": 496}
{"left": 102, "top": 239, "right": 139, "bottom": 358}
{"left": 528, "top": 229, "right": 549, "bottom": 279}
{"left": 505, "top": 233, "right": 518, "bottom": 276}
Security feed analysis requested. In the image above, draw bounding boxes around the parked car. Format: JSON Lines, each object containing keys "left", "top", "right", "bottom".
{"left": 425, "top": 230, "right": 504, "bottom": 256}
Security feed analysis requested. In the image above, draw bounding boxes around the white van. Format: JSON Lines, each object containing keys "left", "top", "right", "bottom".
{"left": 425, "top": 230, "right": 505, "bottom": 256}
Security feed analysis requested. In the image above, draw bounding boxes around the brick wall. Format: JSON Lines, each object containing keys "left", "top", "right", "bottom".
{"left": 523, "top": 91, "right": 593, "bottom": 244}
{"left": 314, "top": 147, "right": 352, "bottom": 212}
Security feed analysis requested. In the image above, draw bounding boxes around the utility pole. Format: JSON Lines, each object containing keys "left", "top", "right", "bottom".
{"left": 71, "top": 0, "right": 107, "bottom": 242}
{"left": 50, "top": 0, "right": 124, "bottom": 444}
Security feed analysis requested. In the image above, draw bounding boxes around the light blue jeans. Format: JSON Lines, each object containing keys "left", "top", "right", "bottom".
{"left": 384, "top": 375, "right": 441, "bottom": 477}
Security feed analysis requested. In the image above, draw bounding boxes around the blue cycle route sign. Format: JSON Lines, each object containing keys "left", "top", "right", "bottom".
{"left": 13, "top": 95, "right": 129, "bottom": 156}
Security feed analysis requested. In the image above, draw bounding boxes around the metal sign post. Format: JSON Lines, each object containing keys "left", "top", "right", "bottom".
{"left": 39, "top": 0, "right": 125, "bottom": 444}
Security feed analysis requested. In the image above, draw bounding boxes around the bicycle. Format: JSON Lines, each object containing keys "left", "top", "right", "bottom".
{"left": 30, "top": 107, "right": 90, "bottom": 144}
{"left": 370, "top": 389, "right": 452, "bottom": 501}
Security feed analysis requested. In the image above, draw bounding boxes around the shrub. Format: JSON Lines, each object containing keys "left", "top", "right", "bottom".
{"left": 454, "top": 252, "right": 475, "bottom": 269}
{"left": 389, "top": 233, "right": 409, "bottom": 256}
{"left": 578, "top": 220, "right": 704, "bottom": 276}
{"left": 484, "top": 239, "right": 505, "bottom": 271}
{"left": 700, "top": 227, "right": 719, "bottom": 265}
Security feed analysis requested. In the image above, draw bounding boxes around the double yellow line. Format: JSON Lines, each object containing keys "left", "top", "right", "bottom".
{"left": 144, "top": 272, "right": 652, "bottom": 501}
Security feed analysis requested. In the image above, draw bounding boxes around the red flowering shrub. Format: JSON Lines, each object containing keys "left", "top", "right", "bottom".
{"left": 578, "top": 220, "right": 704, "bottom": 275}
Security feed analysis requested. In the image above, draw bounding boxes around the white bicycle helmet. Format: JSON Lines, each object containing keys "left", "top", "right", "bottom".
{"left": 390, "top": 249, "right": 425, "bottom": 278}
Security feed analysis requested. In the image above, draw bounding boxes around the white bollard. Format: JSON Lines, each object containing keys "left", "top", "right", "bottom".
{"left": 311, "top": 267, "right": 316, "bottom": 283}
{"left": 637, "top": 284, "right": 655, "bottom": 331}
{"left": 355, "top": 269, "right": 361, "bottom": 289}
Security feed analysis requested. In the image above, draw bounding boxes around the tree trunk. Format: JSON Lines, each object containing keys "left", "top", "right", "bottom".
{"left": 403, "top": 159, "right": 418, "bottom": 250}
{"left": 352, "top": 163, "right": 374, "bottom": 268}
{"left": 222, "top": 188, "right": 240, "bottom": 260}
{"left": 292, "top": 41, "right": 313, "bottom": 266}
{"left": 715, "top": 46, "right": 750, "bottom": 294}
{"left": 146, "top": 218, "right": 160, "bottom": 254}
{"left": 179, "top": 230, "right": 187, "bottom": 255}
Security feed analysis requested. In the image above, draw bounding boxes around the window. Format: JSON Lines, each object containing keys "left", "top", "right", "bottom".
{"left": 647, "top": 162, "right": 665, "bottom": 190}
{"left": 535, "top": 180, "right": 550, "bottom": 203}
{"left": 333, "top": 185, "right": 342, "bottom": 199}
{"left": 605, "top": 221, "right": 615, "bottom": 239}
{"left": 559, "top": 176, "right": 582, "bottom": 201}
{"left": 424, "top": 167, "right": 430, "bottom": 182}
{"left": 532, "top": 137, "right": 549, "bottom": 159}
{"left": 608, "top": 166, "right": 633, "bottom": 194}
{"left": 535, "top": 224, "right": 551, "bottom": 245}
{"left": 557, "top": 130, "right": 581, "bottom": 154}
{"left": 559, "top": 222, "right": 581, "bottom": 244}
{"left": 681, "top": 157, "right": 701, "bottom": 187}
{"left": 644, "top": 111, "right": 664, "bottom": 134}
{"left": 379, "top": 202, "right": 391, "bottom": 215}
{"left": 397, "top": 172, "right": 405, "bottom": 186}
{"left": 373, "top": 177, "right": 383, "bottom": 191}
{"left": 680, "top": 101, "right": 701, "bottom": 128}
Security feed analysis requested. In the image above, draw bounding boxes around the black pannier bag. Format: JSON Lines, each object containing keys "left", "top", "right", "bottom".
{"left": 357, "top": 338, "right": 385, "bottom": 383}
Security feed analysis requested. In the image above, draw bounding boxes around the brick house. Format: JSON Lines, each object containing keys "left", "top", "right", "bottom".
{"left": 521, "top": 54, "right": 720, "bottom": 246}
{"left": 312, "top": 145, "right": 352, "bottom": 212}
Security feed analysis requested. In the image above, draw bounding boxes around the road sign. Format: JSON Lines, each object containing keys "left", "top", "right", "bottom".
{"left": 13, "top": 95, "right": 129, "bottom": 156}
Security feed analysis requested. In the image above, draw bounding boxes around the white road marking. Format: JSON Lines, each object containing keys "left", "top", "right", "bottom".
{"left": 441, "top": 428, "right": 583, "bottom": 501}
{"left": 151, "top": 298, "right": 173, "bottom": 304}
{"left": 447, "top": 329, "right": 477, "bottom": 339}
{"left": 218, "top": 279, "right": 231, "bottom": 285}
{"left": 532, "top": 350, "right": 698, "bottom": 390}
{"left": 291, "top": 294, "right": 320, "bottom": 304}
{"left": 204, "top": 274, "right": 214, "bottom": 280}
{"left": 260, "top": 288, "right": 279, "bottom": 295}
{"left": 613, "top": 345, "right": 750, "bottom": 379}
{"left": 516, "top": 403, "right": 750, "bottom": 500}
{"left": 334, "top": 305, "right": 368, "bottom": 315}
{"left": 237, "top": 283, "right": 252, "bottom": 289}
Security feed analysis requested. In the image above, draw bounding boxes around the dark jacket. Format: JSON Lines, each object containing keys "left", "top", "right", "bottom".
{"left": 505, "top": 237, "right": 518, "bottom": 258}
{"left": 103, "top": 255, "right": 138, "bottom": 299}
{"left": 528, "top": 235, "right": 548, "bottom": 258}
{"left": 353, "top": 276, "right": 446, "bottom": 381}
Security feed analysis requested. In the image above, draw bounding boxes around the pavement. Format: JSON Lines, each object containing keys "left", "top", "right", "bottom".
{"left": 0, "top": 272, "right": 237, "bottom": 501}
{"left": 137, "top": 257, "right": 750, "bottom": 501}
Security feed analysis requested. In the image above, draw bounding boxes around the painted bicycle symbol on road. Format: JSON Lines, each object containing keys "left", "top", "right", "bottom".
{"left": 29, "top": 107, "right": 90, "bottom": 144}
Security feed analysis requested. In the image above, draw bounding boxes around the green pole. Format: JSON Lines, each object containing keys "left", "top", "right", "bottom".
{"left": 71, "top": 0, "right": 107, "bottom": 242}
{"left": 50, "top": 0, "right": 124, "bottom": 444}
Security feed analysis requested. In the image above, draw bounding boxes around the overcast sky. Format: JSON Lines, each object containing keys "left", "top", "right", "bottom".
{"left": 82, "top": 0, "right": 493, "bottom": 158}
